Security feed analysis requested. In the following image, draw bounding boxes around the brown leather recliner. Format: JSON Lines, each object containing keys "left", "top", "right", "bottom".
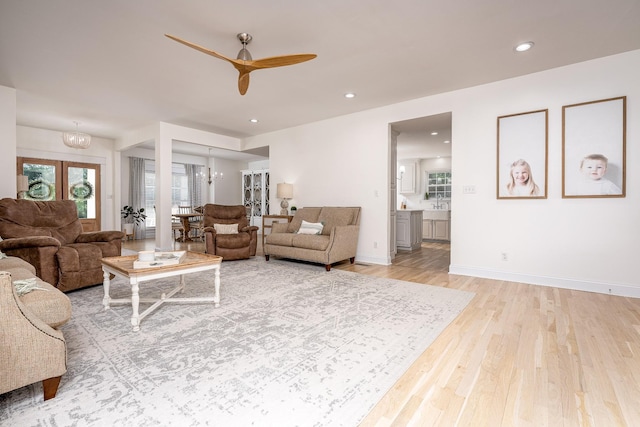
{"left": 203, "top": 204, "right": 258, "bottom": 260}
{"left": 0, "top": 198, "right": 124, "bottom": 292}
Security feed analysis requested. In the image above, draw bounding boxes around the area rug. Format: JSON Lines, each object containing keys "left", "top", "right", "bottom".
{"left": 1, "top": 258, "right": 474, "bottom": 426}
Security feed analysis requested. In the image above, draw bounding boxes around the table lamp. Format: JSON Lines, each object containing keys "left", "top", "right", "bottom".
{"left": 276, "top": 183, "right": 293, "bottom": 215}
{"left": 17, "top": 175, "right": 28, "bottom": 199}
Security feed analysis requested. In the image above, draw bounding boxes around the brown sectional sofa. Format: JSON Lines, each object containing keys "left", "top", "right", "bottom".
{"left": 0, "top": 255, "right": 72, "bottom": 400}
{"left": 264, "top": 207, "right": 361, "bottom": 271}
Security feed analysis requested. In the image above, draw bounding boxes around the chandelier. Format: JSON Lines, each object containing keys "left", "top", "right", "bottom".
{"left": 207, "top": 168, "right": 223, "bottom": 185}
{"left": 62, "top": 121, "right": 91, "bottom": 149}
{"left": 202, "top": 148, "right": 223, "bottom": 185}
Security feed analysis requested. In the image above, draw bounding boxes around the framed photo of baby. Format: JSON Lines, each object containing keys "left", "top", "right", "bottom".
{"left": 563, "top": 96, "right": 626, "bottom": 198}
{"left": 497, "top": 109, "right": 548, "bottom": 199}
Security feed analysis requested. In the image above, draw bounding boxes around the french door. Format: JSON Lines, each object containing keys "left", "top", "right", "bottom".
{"left": 17, "top": 157, "right": 101, "bottom": 231}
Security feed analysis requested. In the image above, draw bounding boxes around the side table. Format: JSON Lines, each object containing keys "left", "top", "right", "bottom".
{"left": 262, "top": 214, "right": 293, "bottom": 249}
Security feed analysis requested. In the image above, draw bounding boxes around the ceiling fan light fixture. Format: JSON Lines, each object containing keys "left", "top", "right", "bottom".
{"left": 62, "top": 121, "right": 91, "bottom": 149}
{"left": 237, "top": 47, "right": 252, "bottom": 61}
{"left": 236, "top": 32, "right": 253, "bottom": 61}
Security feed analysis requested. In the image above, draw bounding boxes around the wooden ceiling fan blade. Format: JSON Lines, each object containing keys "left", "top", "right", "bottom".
{"left": 251, "top": 54, "right": 317, "bottom": 69}
{"left": 165, "top": 33, "right": 235, "bottom": 64}
{"left": 238, "top": 72, "right": 250, "bottom": 95}
{"left": 165, "top": 31, "right": 316, "bottom": 95}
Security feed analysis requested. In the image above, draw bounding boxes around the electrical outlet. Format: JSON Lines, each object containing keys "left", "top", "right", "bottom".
{"left": 373, "top": 241, "right": 378, "bottom": 249}
{"left": 501, "top": 252, "right": 508, "bottom": 261}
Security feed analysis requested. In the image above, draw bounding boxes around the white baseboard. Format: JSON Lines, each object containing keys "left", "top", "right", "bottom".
{"left": 354, "top": 255, "right": 391, "bottom": 266}
{"left": 449, "top": 264, "right": 640, "bottom": 298}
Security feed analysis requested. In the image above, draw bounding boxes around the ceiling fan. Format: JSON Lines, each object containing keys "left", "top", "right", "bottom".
{"left": 165, "top": 32, "right": 317, "bottom": 95}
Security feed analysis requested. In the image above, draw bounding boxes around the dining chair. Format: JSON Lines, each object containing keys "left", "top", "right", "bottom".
{"left": 191, "top": 206, "right": 205, "bottom": 241}
{"left": 171, "top": 214, "right": 184, "bottom": 241}
{"left": 178, "top": 205, "right": 203, "bottom": 240}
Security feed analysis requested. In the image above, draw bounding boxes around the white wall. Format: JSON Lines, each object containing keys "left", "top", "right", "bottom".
{"left": 244, "top": 112, "right": 392, "bottom": 266}
{"left": 448, "top": 51, "right": 639, "bottom": 296}
{"left": 244, "top": 49, "right": 640, "bottom": 297}
{"left": 0, "top": 86, "right": 17, "bottom": 198}
{"left": 211, "top": 157, "right": 247, "bottom": 205}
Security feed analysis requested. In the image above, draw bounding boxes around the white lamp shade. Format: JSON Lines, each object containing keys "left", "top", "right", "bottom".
{"left": 276, "top": 183, "right": 293, "bottom": 199}
{"left": 62, "top": 131, "right": 91, "bottom": 149}
{"left": 17, "top": 175, "right": 28, "bottom": 192}
{"left": 62, "top": 122, "right": 91, "bottom": 149}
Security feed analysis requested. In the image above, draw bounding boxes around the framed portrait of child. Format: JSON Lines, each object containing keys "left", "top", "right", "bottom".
{"left": 496, "top": 109, "right": 548, "bottom": 199}
{"left": 562, "top": 96, "right": 626, "bottom": 198}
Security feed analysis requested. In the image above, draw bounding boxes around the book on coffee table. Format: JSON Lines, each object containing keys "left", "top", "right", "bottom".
{"left": 133, "top": 251, "right": 186, "bottom": 269}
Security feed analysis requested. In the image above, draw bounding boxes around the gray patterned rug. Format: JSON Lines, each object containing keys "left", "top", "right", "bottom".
{"left": 1, "top": 257, "right": 474, "bottom": 426}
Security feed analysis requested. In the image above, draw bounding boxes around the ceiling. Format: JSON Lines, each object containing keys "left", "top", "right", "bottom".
{"left": 1, "top": 0, "right": 640, "bottom": 157}
{"left": 394, "top": 112, "right": 452, "bottom": 160}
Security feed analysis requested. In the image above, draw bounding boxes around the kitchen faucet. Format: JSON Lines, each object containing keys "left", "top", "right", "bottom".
{"left": 432, "top": 194, "right": 443, "bottom": 209}
{"left": 430, "top": 194, "right": 450, "bottom": 210}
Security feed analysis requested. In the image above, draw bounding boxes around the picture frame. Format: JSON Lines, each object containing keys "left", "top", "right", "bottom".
{"left": 497, "top": 109, "right": 548, "bottom": 199}
{"left": 562, "top": 96, "right": 626, "bottom": 198}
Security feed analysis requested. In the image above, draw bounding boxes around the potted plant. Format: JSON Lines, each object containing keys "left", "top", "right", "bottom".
{"left": 121, "top": 205, "right": 147, "bottom": 237}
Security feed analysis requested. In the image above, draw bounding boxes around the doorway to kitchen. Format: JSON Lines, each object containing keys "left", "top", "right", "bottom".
{"left": 389, "top": 112, "right": 452, "bottom": 261}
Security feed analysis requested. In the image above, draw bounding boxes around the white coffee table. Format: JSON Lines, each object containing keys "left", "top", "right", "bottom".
{"left": 101, "top": 251, "right": 223, "bottom": 331}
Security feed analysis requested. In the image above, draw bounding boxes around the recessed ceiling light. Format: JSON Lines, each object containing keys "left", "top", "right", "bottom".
{"left": 344, "top": 93, "right": 356, "bottom": 99}
{"left": 515, "top": 41, "right": 534, "bottom": 52}
{"left": 431, "top": 131, "right": 438, "bottom": 136}
{"left": 249, "top": 118, "right": 259, "bottom": 123}
{"left": 443, "top": 140, "right": 450, "bottom": 144}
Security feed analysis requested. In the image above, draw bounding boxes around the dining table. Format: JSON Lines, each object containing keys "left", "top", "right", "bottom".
{"left": 172, "top": 212, "right": 203, "bottom": 242}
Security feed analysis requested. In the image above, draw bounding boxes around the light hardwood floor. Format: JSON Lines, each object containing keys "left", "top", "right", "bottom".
{"left": 124, "top": 238, "right": 640, "bottom": 426}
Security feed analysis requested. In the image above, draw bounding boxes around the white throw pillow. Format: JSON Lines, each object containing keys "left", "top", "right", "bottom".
{"left": 297, "top": 220, "right": 324, "bottom": 235}
{"left": 214, "top": 223, "right": 239, "bottom": 234}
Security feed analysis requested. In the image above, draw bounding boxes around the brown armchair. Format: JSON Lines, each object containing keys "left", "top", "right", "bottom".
{"left": 203, "top": 204, "right": 258, "bottom": 260}
{"left": 0, "top": 198, "right": 124, "bottom": 292}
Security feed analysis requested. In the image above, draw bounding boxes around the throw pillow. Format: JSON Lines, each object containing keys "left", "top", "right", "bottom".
{"left": 297, "top": 220, "right": 324, "bottom": 235}
{"left": 214, "top": 223, "right": 239, "bottom": 234}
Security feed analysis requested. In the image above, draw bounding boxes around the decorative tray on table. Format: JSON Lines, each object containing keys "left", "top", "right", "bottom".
{"left": 133, "top": 251, "right": 187, "bottom": 269}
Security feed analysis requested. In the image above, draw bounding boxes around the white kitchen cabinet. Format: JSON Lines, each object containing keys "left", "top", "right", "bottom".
{"left": 397, "top": 210, "right": 423, "bottom": 251}
{"left": 399, "top": 161, "right": 417, "bottom": 194}
{"left": 433, "top": 220, "right": 450, "bottom": 241}
{"left": 422, "top": 219, "right": 433, "bottom": 239}
{"left": 422, "top": 211, "right": 450, "bottom": 242}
